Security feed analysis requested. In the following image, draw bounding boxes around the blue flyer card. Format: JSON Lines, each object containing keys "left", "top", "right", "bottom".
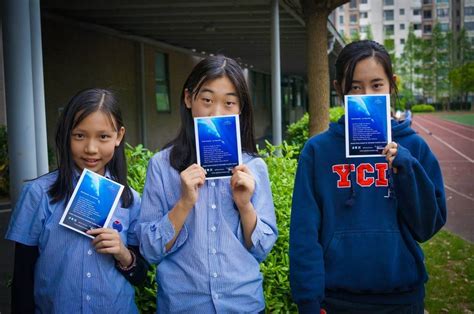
{"left": 59, "top": 168, "right": 124, "bottom": 238}
{"left": 194, "top": 114, "right": 242, "bottom": 179}
{"left": 345, "top": 94, "right": 392, "bottom": 158}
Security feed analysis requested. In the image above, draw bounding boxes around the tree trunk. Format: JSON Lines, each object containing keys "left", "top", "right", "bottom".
{"left": 306, "top": 9, "right": 330, "bottom": 136}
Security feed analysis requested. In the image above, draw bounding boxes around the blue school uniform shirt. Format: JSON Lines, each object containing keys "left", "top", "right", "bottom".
{"left": 137, "top": 148, "right": 278, "bottom": 313}
{"left": 5, "top": 170, "right": 141, "bottom": 314}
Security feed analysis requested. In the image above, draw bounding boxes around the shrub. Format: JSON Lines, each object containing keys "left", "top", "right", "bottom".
{"left": 286, "top": 113, "right": 309, "bottom": 156}
{"left": 259, "top": 141, "right": 298, "bottom": 312}
{"left": 125, "top": 143, "right": 157, "bottom": 313}
{"left": 287, "top": 107, "right": 344, "bottom": 157}
{"left": 125, "top": 143, "right": 155, "bottom": 194}
{"left": 412, "top": 104, "right": 436, "bottom": 113}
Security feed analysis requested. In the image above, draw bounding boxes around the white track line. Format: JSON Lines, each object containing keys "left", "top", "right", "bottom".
{"left": 416, "top": 116, "right": 474, "bottom": 142}
{"left": 0, "top": 208, "right": 12, "bottom": 214}
{"left": 412, "top": 121, "right": 474, "bottom": 163}
{"left": 445, "top": 184, "right": 474, "bottom": 202}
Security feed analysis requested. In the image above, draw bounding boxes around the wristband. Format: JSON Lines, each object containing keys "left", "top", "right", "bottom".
{"left": 116, "top": 249, "right": 136, "bottom": 271}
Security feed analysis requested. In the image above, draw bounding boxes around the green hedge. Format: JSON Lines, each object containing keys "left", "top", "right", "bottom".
{"left": 259, "top": 142, "right": 298, "bottom": 312}
{"left": 126, "top": 142, "right": 298, "bottom": 312}
{"left": 411, "top": 104, "right": 435, "bottom": 113}
{"left": 287, "top": 106, "right": 344, "bottom": 157}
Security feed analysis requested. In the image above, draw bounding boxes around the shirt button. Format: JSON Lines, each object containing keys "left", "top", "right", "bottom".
{"left": 210, "top": 181, "right": 216, "bottom": 187}
{"left": 210, "top": 225, "right": 216, "bottom": 232}
{"left": 214, "top": 293, "right": 219, "bottom": 300}
{"left": 86, "top": 272, "right": 91, "bottom": 278}
{"left": 211, "top": 248, "right": 217, "bottom": 254}
{"left": 87, "top": 249, "right": 93, "bottom": 255}
{"left": 86, "top": 295, "right": 91, "bottom": 301}
{"left": 211, "top": 204, "right": 216, "bottom": 209}
{"left": 212, "top": 272, "right": 218, "bottom": 278}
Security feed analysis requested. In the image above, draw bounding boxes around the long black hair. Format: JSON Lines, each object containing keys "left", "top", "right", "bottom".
{"left": 165, "top": 55, "right": 257, "bottom": 172}
{"left": 49, "top": 88, "right": 134, "bottom": 207}
{"left": 335, "top": 40, "right": 398, "bottom": 97}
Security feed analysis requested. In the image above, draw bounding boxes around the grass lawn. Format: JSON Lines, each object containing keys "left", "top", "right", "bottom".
{"left": 422, "top": 230, "right": 474, "bottom": 313}
{"left": 436, "top": 112, "right": 474, "bottom": 127}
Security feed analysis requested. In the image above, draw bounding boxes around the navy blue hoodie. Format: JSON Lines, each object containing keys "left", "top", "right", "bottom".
{"left": 289, "top": 117, "right": 446, "bottom": 313}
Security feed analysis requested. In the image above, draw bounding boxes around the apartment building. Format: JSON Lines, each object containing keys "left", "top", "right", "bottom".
{"left": 333, "top": 0, "right": 470, "bottom": 56}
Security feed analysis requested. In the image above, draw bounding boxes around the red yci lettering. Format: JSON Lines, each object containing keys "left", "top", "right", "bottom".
{"left": 332, "top": 163, "right": 389, "bottom": 188}
{"left": 332, "top": 164, "right": 355, "bottom": 188}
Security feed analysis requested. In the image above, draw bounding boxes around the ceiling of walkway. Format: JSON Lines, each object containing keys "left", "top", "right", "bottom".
{"left": 41, "top": 0, "right": 344, "bottom": 76}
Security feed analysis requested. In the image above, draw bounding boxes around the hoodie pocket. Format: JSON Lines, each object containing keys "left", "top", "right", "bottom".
{"left": 325, "top": 230, "right": 420, "bottom": 293}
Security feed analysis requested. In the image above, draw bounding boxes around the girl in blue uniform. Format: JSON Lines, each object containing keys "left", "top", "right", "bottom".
{"left": 6, "top": 88, "right": 148, "bottom": 313}
{"left": 137, "top": 55, "right": 278, "bottom": 313}
{"left": 289, "top": 40, "right": 446, "bottom": 314}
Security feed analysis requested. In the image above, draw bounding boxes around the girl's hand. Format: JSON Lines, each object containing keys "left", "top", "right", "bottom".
{"left": 179, "top": 164, "right": 206, "bottom": 209}
{"left": 231, "top": 164, "right": 255, "bottom": 212}
{"left": 383, "top": 142, "right": 398, "bottom": 174}
{"left": 87, "top": 228, "right": 132, "bottom": 267}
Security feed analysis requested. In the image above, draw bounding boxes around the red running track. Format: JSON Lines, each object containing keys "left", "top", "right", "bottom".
{"left": 411, "top": 114, "right": 473, "bottom": 242}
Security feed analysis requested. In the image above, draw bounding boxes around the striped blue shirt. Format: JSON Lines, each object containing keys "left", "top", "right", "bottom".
{"left": 137, "top": 148, "right": 278, "bottom": 313}
{"left": 5, "top": 171, "right": 141, "bottom": 314}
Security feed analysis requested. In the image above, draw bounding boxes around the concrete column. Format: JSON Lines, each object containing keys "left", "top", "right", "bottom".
{"left": 2, "top": 0, "right": 38, "bottom": 204}
{"left": 139, "top": 43, "right": 147, "bottom": 147}
{"left": 271, "top": 0, "right": 282, "bottom": 146}
{"left": 30, "top": 0, "right": 49, "bottom": 175}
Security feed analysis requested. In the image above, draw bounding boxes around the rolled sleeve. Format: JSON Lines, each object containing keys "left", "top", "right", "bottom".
{"left": 139, "top": 212, "right": 189, "bottom": 264}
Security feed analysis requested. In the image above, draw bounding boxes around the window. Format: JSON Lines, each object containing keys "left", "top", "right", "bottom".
{"left": 465, "top": 7, "right": 474, "bottom": 16}
{"left": 360, "top": 12, "right": 368, "bottom": 18}
{"left": 400, "top": 23, "right": 405, "bottom": 30}
{"left": 350, "top": 0, "right": 357, "bottom": 9}
{"left": 400, "top": 38, "right": 405, "bottom": 44}
{"left": 154, "top": 53, "right": 170, "bottom": 112}
{"left": 423, "top": 0, "right": 431, "bottom": 4}
{"left": 439, "top": 23, "right": 449, "bottom": 31}
{"left": 413, "top": 9, "right": 421, "bottom": 15}
{"left": 383, "top": 0, "right": 394, "bottom": 5}
{"left": 414, "top": 23, "right": 422, "bottom": 30}
{"left": 400, "top": 8, "right": 405, "bottom": 15}
{"left": 339, "top": 15, "right": 344, "bottom": 24}
{"left": 384, "top": 24, "right": 395, "bottom": 35}
{"left": 423, "top": 10, "right": 432, "bottom": 19}
{"left": 436, "top": 8, "right": 449, "bottom": 17}
{"left": 361, "top": 0, "right": 368, "bottom": 3}
{"left": 251, "top": 71, "right": 269, "bottom": 108}
{"left": 384, "top": 9, "right": 394, "bottom": 20}
{"left": 360, "top": 26, "right": 369, "bottom": 32}
{"left": 466, "top": 21, "right": 474, "bottom": 31}
{"left": 350, "top": 14, "right": 357, "bottom": 24}
{"left": 436, "top": 0, "right": 448, "bottom": 3}
{"left": 423, "top": 24, "right": 432, "bottom": 33}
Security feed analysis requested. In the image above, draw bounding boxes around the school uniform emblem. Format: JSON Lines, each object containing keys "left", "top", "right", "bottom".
{"left": 112, "top": 220, "right": 123, "bottom": 232}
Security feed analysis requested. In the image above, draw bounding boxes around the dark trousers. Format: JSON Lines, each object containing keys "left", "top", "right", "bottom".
{"left": 322, "top": 297, "right": 425, "bottom": 314}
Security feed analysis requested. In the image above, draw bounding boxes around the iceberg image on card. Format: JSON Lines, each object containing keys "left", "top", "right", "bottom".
{"left": 194, "top": 115, "right": 242, "bottom": 179}
{"left": 345, "top": 94, "right": 392, "bottom": 158}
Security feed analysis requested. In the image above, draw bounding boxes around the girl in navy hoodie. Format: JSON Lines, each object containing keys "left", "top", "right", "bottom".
{"left": 289, "top": 40, "right": 446, "bottom": 314}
